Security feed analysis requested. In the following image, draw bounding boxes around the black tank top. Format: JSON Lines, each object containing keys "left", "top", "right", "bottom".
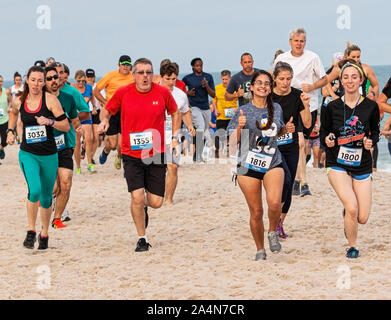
{"left": 20, "top": 92, "right": 57, "bottom": 155}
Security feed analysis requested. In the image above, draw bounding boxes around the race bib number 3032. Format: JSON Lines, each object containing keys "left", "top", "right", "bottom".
{"left": 26, "top": 125, "right": 47, "bottom": 144}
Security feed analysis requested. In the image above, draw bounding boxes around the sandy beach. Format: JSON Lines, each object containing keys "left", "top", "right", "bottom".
{"left": 1, "top": 143, "right": 391, "bottom": 300}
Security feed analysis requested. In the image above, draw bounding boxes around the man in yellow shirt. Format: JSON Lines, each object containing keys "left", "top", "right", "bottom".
{"left": 94, "top": 55, "right": 134, "bottom": 169}
{"left": 211, "top": 70, "right": 238, "bottom": 158}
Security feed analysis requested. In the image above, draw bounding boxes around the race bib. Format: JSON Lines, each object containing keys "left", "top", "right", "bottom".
{"left": 244, "top": 150, "right": 272, "bottom": 173}
{"left": 224, "top": 108, "right": 236, "bottom": 119}
{"left": 165, "top": 116, "right": 172, "bottom": 145}
{"left": 130, "top": 131, "right": 153, "bottom": 150}
{"left": 26, "top": 125, "right": 47, "bottom": 144}
{"left": 337, "top": 146, "right": 362, "bottom": 167}
{"left": 277, "top": 133, "right": 293, "bottom": 146}
{"left": 55, "top": 134, "right": 65, "bottom": 150}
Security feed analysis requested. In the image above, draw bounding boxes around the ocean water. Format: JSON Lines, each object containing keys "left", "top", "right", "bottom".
{"left": 4, "top": 65, "right": 391, "bottom": 171}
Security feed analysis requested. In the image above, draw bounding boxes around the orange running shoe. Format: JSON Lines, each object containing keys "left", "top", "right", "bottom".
{"left": 52, "top": 218, "right": 67, "bottom": 229}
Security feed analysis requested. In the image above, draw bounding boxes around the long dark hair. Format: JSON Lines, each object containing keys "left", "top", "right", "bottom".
{"left": 251, "top": 70, "right": 274, "bottom": 130}
{"left": 19, "top": 66, "right": 46, "bottom": 103}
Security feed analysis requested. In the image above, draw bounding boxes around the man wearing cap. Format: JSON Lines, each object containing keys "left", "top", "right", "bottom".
{"left": 94, "top": 55, "right": 134, "bottom": 170}
{"left": 86, "top": 68, "right": 103, "bottom": 164}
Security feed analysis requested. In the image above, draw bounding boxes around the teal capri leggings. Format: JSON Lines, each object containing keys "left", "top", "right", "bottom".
{"left": 19, "top": 149, "right": 58, "bottom": 209}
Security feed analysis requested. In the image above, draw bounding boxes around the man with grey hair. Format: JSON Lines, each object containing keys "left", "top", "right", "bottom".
{"left": 274, "top": 27, "right": 328, "bottom": 197}
{"left": 98, "top": 58, "right": 180, "bottom": 252}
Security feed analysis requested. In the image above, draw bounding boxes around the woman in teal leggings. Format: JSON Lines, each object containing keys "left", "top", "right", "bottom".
{"left": 7, "top": 65, "right": 69, "bottom": 250}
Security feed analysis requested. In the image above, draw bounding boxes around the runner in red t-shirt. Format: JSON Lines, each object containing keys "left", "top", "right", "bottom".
{"left": 98, "top": 58, "right": 180, "bottom": 252}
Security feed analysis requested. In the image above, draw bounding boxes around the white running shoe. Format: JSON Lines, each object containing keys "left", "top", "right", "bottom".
{"left": 61, "top": 209, "right": 71, "bottom": 222}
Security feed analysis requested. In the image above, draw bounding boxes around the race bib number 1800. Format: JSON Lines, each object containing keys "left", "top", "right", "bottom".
{"left": 26, "top": 125, "right": 47, "bottom": 144}
{"left": 130, "top": 131, "right": 153, "bottom": 150}
{"left": 244, "top": 151, "right": 272, "bottom": 173}
{"left": 337, "top": 146, "right": 362, "bottom": 167}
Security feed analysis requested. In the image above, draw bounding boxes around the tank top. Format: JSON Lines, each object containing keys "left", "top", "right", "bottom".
{"left": 20, "top": 92, "right": 57, "bottom": 155}
{"left": 0, "top": 88, "right": 8, "bottom": 125}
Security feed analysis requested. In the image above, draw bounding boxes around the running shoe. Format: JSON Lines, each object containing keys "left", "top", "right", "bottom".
{"left": 99, "top": 150, "right": 108, "bottom": 165}
{"left": 135, "top": 238, "right": 152, "bottom": 252}
{"left": 255, "top": 249, "right": 267, "bottom": 261}
{"left": 52, "top": 218, "right": 67, "bottom": 229}
{"left": 0, "top": 149, "right": 5, "bottom": 160}
{"left": 277, "top": 220, "right": 288, "bottom": 239}
{"left": 346, "top": 247, "right": 359, "bottom": 259}
{"left": 87, "top": 163, "right": 97, "bottom": 173}
{"left": 62, "top": 209, "right": 71, "bottom": 222}
{"left": 300, "top": 183, "right": 312, "bottom": 197}
{"left": 267, "top": 231, "right": 282, "bottom": 252}
{"left": 23, "top": 230, "right": 36, "bottom": 249}
{"left": 91, "top": 159, "right": 96, "bottom": 165}
{"left": 318, "top": 163, "right": 324, "bottom": 169}
{"left": 75, "top": 168, "right": 81, "bottom": 175}
{"left": 292, "top": 180, "right": 300, "bottom": 196}
{"left": 114, "top": 154, "right": 121, "bottom": 170}
{"left": 144, "top": 206, "right": 149, "bottom": 229}
{"left": 38, "top": 233, "right": 49, "bottom": 250}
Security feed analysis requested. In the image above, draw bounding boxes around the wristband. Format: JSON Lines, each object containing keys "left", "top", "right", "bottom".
{"left": 50, "top": 119, "right": 55, "bottom": 127}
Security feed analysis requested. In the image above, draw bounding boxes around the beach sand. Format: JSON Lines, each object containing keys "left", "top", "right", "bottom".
{"left": 1, "top": 144, "right": 391, "bottom": 300}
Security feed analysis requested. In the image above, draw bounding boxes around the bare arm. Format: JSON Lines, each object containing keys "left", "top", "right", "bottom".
{"left": 377, "top": 93, "right": 391, "bottom": 114}
{"left": 181, "top": 110, "right": 195, "bottom": 136}
{"left": 43, "top": 93, "right": 70, "bottom": 132}
{"left": 5, "top": 98, "right": 20, "bottom": 145}
{"left": 93, "top": 86, "right": 107, "bottom": 106}
{"left": 300, "top": 93, "right": 312, "bottom": 128}
{"left": 97, "top": 107, "right": 111, "bottom": 134}
{"left": 364, "top": 64, "right": 379, "bottom": 99}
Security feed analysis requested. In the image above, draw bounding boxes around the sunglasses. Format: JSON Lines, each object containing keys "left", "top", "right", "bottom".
{"left": 76, "top": 80, "right": 86, "bottom": 83}
{"left": 46, "top": 75, "right": 59, "bottom": 81}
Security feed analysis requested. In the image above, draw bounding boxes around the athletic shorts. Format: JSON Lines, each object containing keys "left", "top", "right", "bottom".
{"left": 302, "top": 110, "right": 318, "bottom": 140}
{"left": 92, "top": 109, "right": 100, "bottom": 125}
{"left": 81, "top": 114, "right": 93, "bottom": 125}
{"left": 123, "top": 153, "right": 167, "bottom": 197}
{"left": 106, "top": 111, "right": 121, "bottom": 136}
{"left": 308, "top": 137, "right": 320, "bottom": 148}
{"left": 0, "top": 122, "right": 8, "bottom": 147}
{"left": 166, "top": 144, "right": 180, "bottom": 166}
{"left": 236, "top": 163, "right": 283, "bottom": 180}
{"left": 326, "top": 166, "right": 372, "bottom": 181}
{"left": 58, "top": 148, "right": 74, "bottom": 170}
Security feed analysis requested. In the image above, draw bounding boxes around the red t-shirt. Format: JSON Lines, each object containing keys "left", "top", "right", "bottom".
{"left": 176, "top": 79, "right": 187, "bottom": 94}
{"left": 105, "top": 83, "right": 178, "bottom": 159}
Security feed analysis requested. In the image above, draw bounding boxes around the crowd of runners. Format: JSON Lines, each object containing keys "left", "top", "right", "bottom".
{"left": 2, "top": 27, "right": 391, "bottom": 260}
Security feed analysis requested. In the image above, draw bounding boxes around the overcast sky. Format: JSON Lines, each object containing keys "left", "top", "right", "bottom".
{"left": 1, "top": 0, "right": 389, "bottom": 80}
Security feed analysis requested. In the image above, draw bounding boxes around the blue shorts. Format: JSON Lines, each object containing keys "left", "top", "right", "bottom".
{"left": 81, "top": 115, "right": 93, "bottom": 125}
{"left": 326, "top": 166, "right": 371, "bottom": 181}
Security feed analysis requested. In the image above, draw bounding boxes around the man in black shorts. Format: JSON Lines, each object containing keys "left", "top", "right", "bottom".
{"left": 45, "top": 66, "right": 85, "bottom": 229}
{"left": 98, "top": 58, "right": 180, "bottom": 252}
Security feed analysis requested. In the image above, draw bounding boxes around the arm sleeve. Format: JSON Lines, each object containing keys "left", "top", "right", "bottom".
{"left": 69, "top": 98, "right": 78, "bottom": 119}
{"left": 382, "top": 77, "right": 391, "bottom": 99}
{"left": 96, "top": 75, "right": 109, "bottom": 91}
{"left": 369, "top": 102, "right": 380, "bottom": 145}
{"left": 226, "top": 77, "right": 238, "bottom": 94}
{"left": 320, "top": 104, "right": 332, "bottom": 147}
{"left": 165, "top": 90, "right": 178, "bottom": 115}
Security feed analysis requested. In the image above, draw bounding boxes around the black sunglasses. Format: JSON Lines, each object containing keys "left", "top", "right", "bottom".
{"left": 46, "top": 75, "right": 59, "bottom": 81}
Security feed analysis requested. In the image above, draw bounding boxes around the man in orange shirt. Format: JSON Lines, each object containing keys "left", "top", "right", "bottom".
{"left": 94, "top": 55, "right": 134, "bottom": 169}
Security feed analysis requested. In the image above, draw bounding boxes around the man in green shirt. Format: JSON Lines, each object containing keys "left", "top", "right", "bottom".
{"left": 45, "top": 65, "right": 86, "bottom": 229}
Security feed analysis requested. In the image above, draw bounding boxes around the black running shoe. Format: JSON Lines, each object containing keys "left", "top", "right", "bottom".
{"left": 135, "top": 238, "right": 151, "bottom": 252}
{"left": 346, "top": 247, "right": 359, "bottom": 259}
{"left": 23, "top": 230, "right": 36, "bottom": 249}
{"left": 144, "top": 206, "right": 149, "bottom": 229}
{"left": 38, "top": 233, "right": 49, "bottom": 250}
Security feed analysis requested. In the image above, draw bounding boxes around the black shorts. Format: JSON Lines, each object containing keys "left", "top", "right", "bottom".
{"left": 123, "top": 153, "right": 167, "bottom": 197}
{"left": 300, "top": 110, "right": 317, "bottom": 140}
{"left": 0, "top": 122, "right": 8, "bottom": 148}
{"left": 92, "top": 109, "right": 100, "bottom": 125}
{"left": 106, "top": 111, "right": 121, "bottom": 136}
{"left": 58, "top": 148, "right": 74, "bottom": 170}
{"left": 237, "top": 163, "right": 283, "bottom": 180}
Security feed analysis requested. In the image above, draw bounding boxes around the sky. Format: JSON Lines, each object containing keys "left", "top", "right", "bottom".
{"left": 0, "top": 0, "right": 389, "bottom": 80}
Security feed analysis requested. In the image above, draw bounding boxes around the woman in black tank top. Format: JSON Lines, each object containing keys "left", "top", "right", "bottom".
{"left": 6, "top": 65, "right": 69, "bottom": 250}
